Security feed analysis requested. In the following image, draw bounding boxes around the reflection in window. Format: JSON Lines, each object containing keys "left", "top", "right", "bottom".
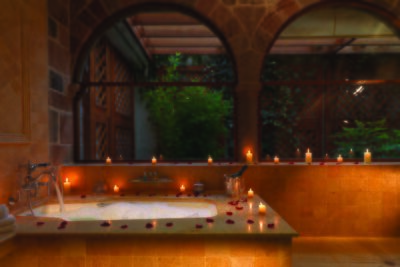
{"left": 260, "top": 7, "right": 400, "bottom": 160}
{"left": 75, "top": 11, "right": 235, "bottom": 162}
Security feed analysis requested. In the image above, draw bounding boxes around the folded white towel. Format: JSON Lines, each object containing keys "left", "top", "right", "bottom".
{"left": 0, "top": 214, "right": 15, "bottom": 228}
{"left": 0, "top": 223, "right": 15, "bottom": 234}
{"left": 0, "top": 204, "right": 8, "bottom": 220}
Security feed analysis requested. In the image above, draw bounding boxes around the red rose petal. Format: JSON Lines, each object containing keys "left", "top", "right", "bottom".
{"left": 226, "top": 219, "right": 235, "bottom": 224}
{"left": 145, "top": 223, "right": 153, "bottom": 229}
{"left": 288, "top": 162, "right": 295, "bottom": 165}
{"left": 319, "top": 162, "right": 325, "bottom": 165}
{"left": 176, "top": 192, "right": 182, "bottom": 197}
{"left": 100, "top": 221, "right": 111, "bottom": 227}
{"left": 226, "top": 211, "right": 233, "bottom": 216}
{"left": 235, "top": 206, "right": 243, "bottom": 210}
{"left": 187, "top": 194, "right": 192, "bottom": 197}
{"left": 354, "top": 161, "right": 359, "bottom": 165}
{"left": 267, "top": 223, "right": 275, "bottom": 229}
{"left": 247, "top": 219, "right": 254, "bottom": 224}
{"left": 36, "top": 221, "right": 45, "bottom": 226}
{"left": 166, "top": 222, "right": 173, "bottom": 227}
{"left": 195, "top": 224, "right": 203, "bottom": 229}
{"left": 120, "top": 224, "right": 128, "bottom": 229}
{"left": 80, "top": 194, "right": 86, "bottom": 198}
{"left": 206, "top": 218, "right": 214, "bottom": 223}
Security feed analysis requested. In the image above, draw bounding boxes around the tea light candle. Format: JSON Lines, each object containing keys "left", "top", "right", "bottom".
{"left": 152, "top": 156, "right": 157, "bottom": 165}
{"left": 337, "top": 154, "right": 343, "bottom": 163}
{"left": 274, "top": 156, "right": 279, "bottom": 164}
{"left": 246, "top": 150, "right": 253, "bottom": 164}
{"left": 208, "top": 155, "right": 213, "bottom": 165}
{"left": 180, "top": 184, "right": 185, "bottom": 192}
{"left": 63, "top": 178, "right": 71, "bottom": 194}
{"left": 258, "top": 202, "right": 266, "bottom": 214}
{"left": 364, "top": 149, "right": 371, "bottom": 164}
{"left": 105, "top": 157, "right": 112, "bottom": 164}
{"left": 247, "top": 188, "right": 254, "bottom": 198}
{"left": 113, "top": 185, "right": 119, "bottom": 193}
{"left": 305, "top": 148, "right": 312, "bottom": 164}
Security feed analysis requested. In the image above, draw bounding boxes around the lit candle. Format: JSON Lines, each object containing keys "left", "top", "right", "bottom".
{"left": 247, "top": 188, "right": 254, "bottom": 198}
{"left": 337, "top": 154, "right": 343, "bottom": 163}
{"left": 246, "top": 150, "right": 253, "bottom": 164}
{"left": 105, "top": 157, "right": 112, "bottom": 164}
{"left": 63, "top": 178, "right": 71, "bottom": 194}
{"left": 258, "top": 202, "right": 266, "bottom": 215}
{"left": 274, "top": 156, "right": 279, "bottom": 164}
{"left": 208, "top": 155, "right": 213, "bottom": 165}
{"left": 113, "top": 185, "right": 119, "bottom": 193}
{"left": 152, "top": 156, "right": 157, "bottom": 165}
{"left": 305, "top": 148, "right": 312, "bottom": 164}
{"left": 180, "top": 184, "right": 185, "bottom": 192}
{"left": 364, "top": 149, "right": 371, "bottom": 164}
{"left": 349, "top": 148, "right": 354, "bottom": 158}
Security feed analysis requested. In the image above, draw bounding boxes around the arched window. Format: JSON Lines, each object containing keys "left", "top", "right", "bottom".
{"left": 260, "top": 6, "right": 400, "bottom": 161}
{"left": 74, "top": 9, "right": 236, "bottom": 162}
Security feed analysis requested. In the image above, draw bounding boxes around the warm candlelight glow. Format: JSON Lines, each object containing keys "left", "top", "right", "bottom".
{"left": 105, "top": 157, "right": 111, "bottom": 164}
{"left": 63, "top": 177, "right": 71, "bottom": 194}
{"left": 180, "top": 184, "right": 185, "bottom": 192}
{"left": 113, "top": 185, "right": 119, "bottom": 193}
{"left": 274, "top": 156, "right": 279, "bottom": 164}
{"left": 152, "top": 156, "right": 157, "bottom": 165}
{"left": 246, "top": 150, "right": 253, "bottom": 164}
{"left": 208, "top": 155, "right": 213, "bottom": 165}
{"left": 305, "top": 148, "right": 312, "bottom": 164}
{"left": 247, "top": 188, "right": 254, "bottom": 198}
{"left": 337, "top": 154, "right": 343, "bottom": 163}
{"left": 258, "top": 202, "right": 266, "bottom": 215}
{"left": 364, "top": 149, "right": 371, "bottom": 164}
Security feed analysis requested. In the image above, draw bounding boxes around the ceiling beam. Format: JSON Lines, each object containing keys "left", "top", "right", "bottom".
{"left": 141, "top": 25, "right": 214, "bottom": 38}
{"left": 144, "top": 37, "right": 222, "bottom": 47}
{"left": 149, "top": 47, "right": 225, "bottom": 54}
{"left": 129, "top": 13, "right": 200, "bottom": 26}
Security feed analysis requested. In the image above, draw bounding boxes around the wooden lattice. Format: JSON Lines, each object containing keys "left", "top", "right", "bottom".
{"left": 93, "top": 40, "right": 108, "bottom": 108}
{"left": 95, "top": 122, "right": 108, "bottom": 160}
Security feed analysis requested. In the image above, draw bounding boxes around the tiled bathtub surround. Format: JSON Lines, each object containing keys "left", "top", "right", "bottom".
{"left": 60, "top": 163, "right": 400, "bottom": 237}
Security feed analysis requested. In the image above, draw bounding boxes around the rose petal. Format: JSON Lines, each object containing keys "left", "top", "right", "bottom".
{"left": 247, "top": 219, "right": 254, "bottom": 224}
{"left": 120, "top": 193, "right": 125, "bottom": 197}
{"left": 100, "top": 221, "right": 111, "bottom": 227}
{"left": 206, "top": 218, "right": 214, "bottom": 223}
{"left": 120, "top": 224, "right": 128, "bottom": 229}
{"left": 226, "top": 211, "right": 233, "bottom": 216}
{"left": 288, "top": 162, "right": 295, "bottom": 165}
{"left": 60, "top": 220, "right": 68, "bottom": 226}
{"left": 267, "top": 223, "right": 275, "bottom": 229}
{"left": 235, "top": 206, "right": 243, "bottom": 210}
{"left": 166, "top": 222, "right": 173, "bottom": 227}
{"left": 36, "top": 221, "right": 45, "bottom": 226}
{"left": 187, "top": 194, "right": 192, "bottom": 197}
{"left": 319, "top": 162, "right": 325, "bottom": 165}
{"left": 176, "top": 192, "right": 182, "bottom": 197}
{"left": 354, "top": 161, "right": 359, "bottom": 165}
{"left": 195, "top": 224, "right": 203, "bottom": 229}
{"left": 226, "top": 219, "right": 235, "bottom": 224}
{"left": 145, "top": 223, "right": 153, "bottom": 229}
{"left": 80, "top": 194, "right": 86, "bottom": 198}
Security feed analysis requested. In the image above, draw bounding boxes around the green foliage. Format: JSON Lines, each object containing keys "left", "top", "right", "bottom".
{"left": 331, "top": 119, "right": 400, "bottom": 158}
{"left": 143, "top": 53, "right": 231, "bottom": 159}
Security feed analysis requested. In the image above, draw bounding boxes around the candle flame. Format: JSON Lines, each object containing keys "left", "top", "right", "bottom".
{"left": 65, "top": 177, "right": 69, "bottom": 182}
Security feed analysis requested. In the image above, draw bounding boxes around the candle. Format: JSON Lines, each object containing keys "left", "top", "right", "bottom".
{"left": 208, "top": 155, "right": 213, "bottom": 165}
{"left": 63, "top": 178, "right": 71, "bottom": 194}
{"left": 180, "top": 184, "right": 185, "bottom": 192}
{"left": 305, "top": 148, "right": 312, "bottom": 164}
{"left": 364, "top": 149, "right": 371, "bottom": 164}
{"left": 105, "top": 157, "right": 112, "bottom": 164}
{"left": 113, "top": 185, "right": 119, "bottom": 193}
{"left": 349, "top": 148, "right": 354, "bottom": 158}
{"left": 246, "top": 150, "right": 253, "bottom": 164}
{"left": 152, "top": 156, "right": 157, "bottom": 165}
{"left": 337, "top": 154, "right": 343, "bottom": 163}
{"left": 274, "top": 156, "right": 279, "bottom": 164}
{"left": 247, "top": 188, "right": 254, "bottom": 198}
{"left": 258, "top": 202, "right": 266, "bottom": 215}
{"left": 295, "top": 148, "right": 301, "bottom": 158}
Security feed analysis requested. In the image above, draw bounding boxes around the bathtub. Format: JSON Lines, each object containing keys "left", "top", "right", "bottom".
{"left": 18, "top": 197, "right": 218, "bottom": 221}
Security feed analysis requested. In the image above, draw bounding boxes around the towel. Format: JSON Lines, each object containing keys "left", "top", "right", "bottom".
{"left": 0, "top": 214, "right": 15, "bottom": 228}
{"left": 0, "top": 204, "right": 8, "bottom": 220}
{"left": 0, "top": 223, "right": 15, "bottom": 234}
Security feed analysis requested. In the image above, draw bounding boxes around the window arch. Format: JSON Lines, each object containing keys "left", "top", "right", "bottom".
{"left": 260, "top": 5, "right": 400, "bottom": 161}
{"left": 73, "top": 7, "right": 237, "bottom": 163}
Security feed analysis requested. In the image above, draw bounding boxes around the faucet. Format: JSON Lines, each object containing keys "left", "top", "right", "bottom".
{"left": 20, "top": 162, "right": 64, "bottom": 215}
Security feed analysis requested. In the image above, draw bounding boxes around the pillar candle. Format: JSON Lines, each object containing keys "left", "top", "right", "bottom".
{"left": 208, "top": 155, "right": 213, "bottom": 165}
{"left": 337, "top": 154, "right": 343, "bottom": 163}
{"left": 105, "top": 157, "right": 112, "bottom": 164}
{"left": 305, "top": 148, "right": 312, "bottom": 164}
{"left": 113, "top": 185, "right": 119, "bottom": 193}
{"left": 246, "top": 150, "right": 253, "bottom": 164}
{"left": 258, "top": 202, "right": 266, "bottom": 215}
{"left": 364, "top": 149, "right": 371, "bottom": 164}
{"left": 63, "top": 178, "right": 71, "bottom": 194}
{"left": 180, "top": 185, "right": 185, "bottom": 192}
{"left": 152, "top": 156, "right": 157, "bottom": 165}
{"left": 274, "top": 156, "right": 279, "bottom": 164}
{"left": 247, "top": 188, "right": 254, "bottom": 198}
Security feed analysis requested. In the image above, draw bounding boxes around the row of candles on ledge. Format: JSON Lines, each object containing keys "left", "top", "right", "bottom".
{"left": 105, "top": 148, "right": 372, "bottom": 164}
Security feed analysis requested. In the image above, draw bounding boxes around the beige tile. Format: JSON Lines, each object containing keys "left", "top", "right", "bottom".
{"left": 205, "top": 256, "right": 231, "bottom": 267}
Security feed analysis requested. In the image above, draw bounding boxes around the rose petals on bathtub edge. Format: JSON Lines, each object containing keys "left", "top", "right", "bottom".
{"left": 226, "top": 219, "right": 235, "bottom": 224}
{"left": 100, "top": 221, "right": 111, "bottom": 227}
{"left": 145, "top": 222, "right": 154, "bottom": 229}
{"left": 166, "top": 222, "right": 173, "bottom": 227}
{"left": 120, "top": 224, "right": 128, "bottom": 229}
